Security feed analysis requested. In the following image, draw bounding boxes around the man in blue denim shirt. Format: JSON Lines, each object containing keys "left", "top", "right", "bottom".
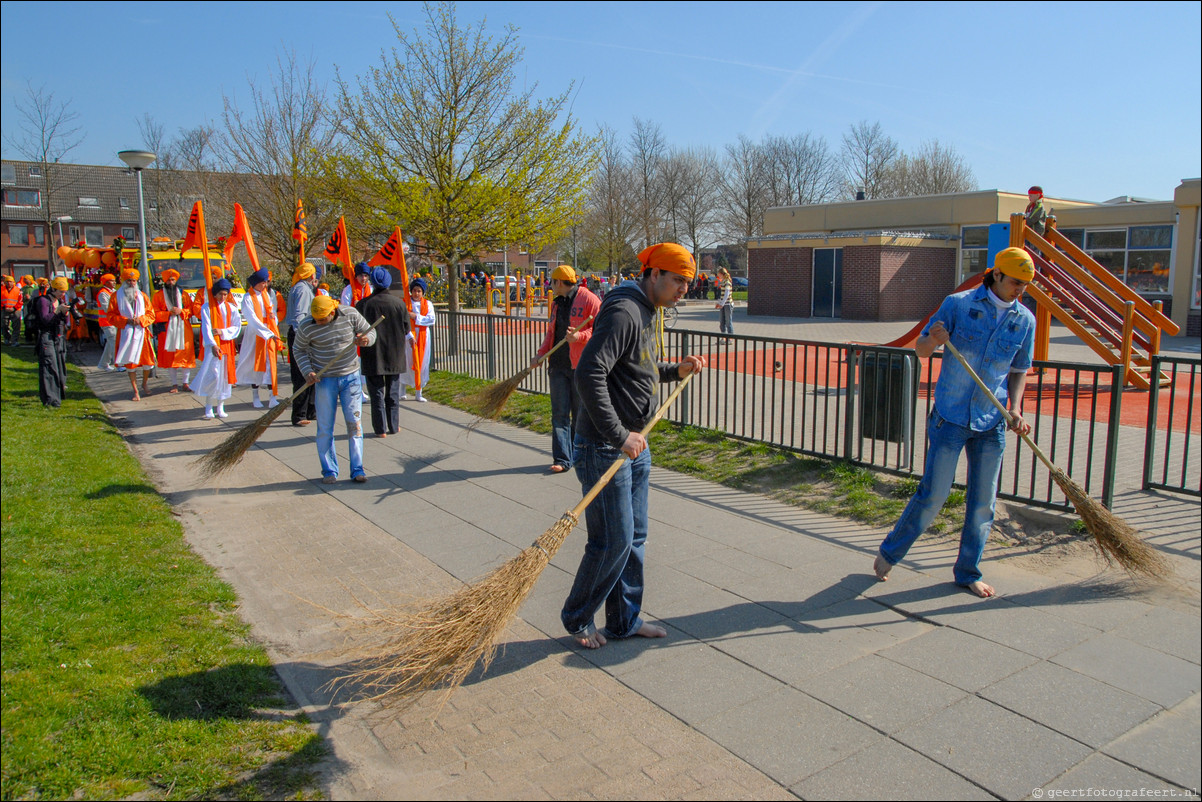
{"left": 874, "top": 247, "right": 1036, "bottom": 597}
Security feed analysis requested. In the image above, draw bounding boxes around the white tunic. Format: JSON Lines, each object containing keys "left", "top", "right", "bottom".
{"left": 401, "top": 298, "right": 435, "bottom": 388}
{"left": 193, "top": 300, "right": 243, "bottom": 401}
{"left": 235, "top": 290, "right": 277, "bottom": 385}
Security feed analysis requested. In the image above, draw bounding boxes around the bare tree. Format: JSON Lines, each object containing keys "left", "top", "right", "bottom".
{"left": 3, "top": 83, "right": 84, "bottom": 271}
{"left": 879, "top": 139, "right": 976, "bottom": 198}
{"left": 840, "top": 120, "right": 899, "bottom": 200}
{"left": 718, "top": 134, "right": 769, "bottom": 242}
{"left": 584, "top": 125, "right": 639, "bottom": 271}
{"left": 222, "top": 50, "right": 339, "bottom": 272}
{"left": 668, "top": 146, "right": 722, "bottom": 259}
{"left": 629, "top": 117, "right": 667, "bottom": 251}
{"left": 135, "top": 114, "right": 174, "bottom": 237}
{"left": 763, "top": 132, "right": 841, "bottom": 207}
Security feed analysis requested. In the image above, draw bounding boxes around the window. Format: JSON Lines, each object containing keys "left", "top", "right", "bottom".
{"left": 9, "top": 224, "right": 29, "bottom": 246}
{"left": 85, "top": 226, "right": 105, "bottom": 246}
{"left": 1193, "top": 214, "right": 1200, "bottom": 311}
{"left": 68, "top": 225, "right": 80, "bottom": 244}
{"left": 119, "top": 197, "right": 130, "bottom": 209}
{"left": 121, "top": 227, "right": 136, "bottom": 241}
{"left": 1073, "top": 225, "right": 1174, "bottom": 296}
{"left": 28, "top": 165, "right": 42, "bottom": 177}
{"left": 32, "top": 226, "right": 44, "bottom": 246}
{"left": 0, "top": 164, "right": 14, "bottom": 184}
{"left": 2, "top": 188, "right": 41, "bottom": 207}
{"left": 959, "top": 226, "right": 989, "bottom": 284}
{"left": 78, "top": 196, "right": 100, "bottom": 208}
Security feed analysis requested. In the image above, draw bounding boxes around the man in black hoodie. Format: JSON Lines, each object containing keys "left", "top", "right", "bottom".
{"left": 562, "top": 243, "right": 706, "bottom": 649}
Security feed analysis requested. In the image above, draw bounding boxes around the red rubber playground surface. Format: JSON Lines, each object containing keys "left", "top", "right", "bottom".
{"left": 698, "top": 343, "right": 1200, "bottom": 435}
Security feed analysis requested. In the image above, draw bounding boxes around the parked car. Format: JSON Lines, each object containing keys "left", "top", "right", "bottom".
{"left": 732, "top": 277, "right": 749, "bottom": 288}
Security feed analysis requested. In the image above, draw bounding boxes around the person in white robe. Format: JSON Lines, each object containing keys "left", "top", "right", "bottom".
{"left": 235, "top": 269, "right": 282, "bottom": 408}
{"left": 400, "top": 277, "right": 435, "bottom": 402}
{"left": 193, "top": 279, "right": 243, "bottom": 419}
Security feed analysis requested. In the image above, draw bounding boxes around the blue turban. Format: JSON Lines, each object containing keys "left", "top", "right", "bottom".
{"left": 370, "top": 268, "right": 392, "bottom": 289}
{"left": 409, "top": 277, "right": 428, "bottom": 295}
{"left": 354, "top": 261, "right": 371, "bottom": 276}
{"left": 247, "top": 269, "right": 270, "bottom": 287}
{"left": 212, "top": 278, "right": 233, "bottom": 292}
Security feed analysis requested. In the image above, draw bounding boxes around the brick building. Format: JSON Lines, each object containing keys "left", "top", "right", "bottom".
{"left": 748, "top": 181, "right": 1201, "bottom": 336}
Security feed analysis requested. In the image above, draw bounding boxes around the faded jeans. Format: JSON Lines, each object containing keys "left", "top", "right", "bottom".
{"left": 314, "top": 373, "right": 365, "bottom": 479}
{"left": 561, "top": 437, "right": 650, "bottom": 639}
{"left": 548, "top": 367, "right": 577, "bottom": 468}
{"left": 878, "top": 409, "right": 1006, "bottom": 586}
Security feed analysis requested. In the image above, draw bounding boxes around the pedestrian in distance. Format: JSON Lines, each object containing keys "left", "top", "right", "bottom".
{"left": 151, "top": 268, "right": 197, "bottom": 393}
{"left": 95, "top": 273, "right": 118, "bottom": 371}
{"left": 286, "top": 263, "right": 320, "bottom": 426}
{"left": 293, "top": 294, "right": 377, "bottom": 484}
{"left": 874, "top": 247, "right": 1036, "bottom": 598}
{"left": 401, "top": 277, "right": 435, "bottom": 402}
{"left": 1, "top": 274, "right": 24, "bottom": 345}
{"left": 31, "top": 276, "right": 71, "bottom": 408}
{"left": 562, "top": 242, "right": 707, "bottom": 649}
{"left": 109, "top": 269, "right": 156, "bottom": 401}
{"left": 355, "top": 268, "right": 411, "bottom": 438}
{"left": 532, "top": 264, "right": 600, "bottom": 473}
{"left": 715, "top": 266, "right": 734, "bottom": 338}
{"left": 236, "top": 269, "right": 283, "bottom": 409}
{"left": 193, "top": 279, "right": 242, "bottom": 419}
{"left": 1025, "top": 185, "right": 1048, "bottom": 236}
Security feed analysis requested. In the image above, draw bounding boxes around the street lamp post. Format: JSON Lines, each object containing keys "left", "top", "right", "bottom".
{"left": 55, "top": 215, "right": 72, "bottom": 274}
{"left": 117, "top": 150, "right": 156, "bottom": 296}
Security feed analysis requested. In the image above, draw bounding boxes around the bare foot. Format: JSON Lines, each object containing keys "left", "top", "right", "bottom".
{"left": 635, "top": 622, "right": 667, "bottom": 638}
{"left": 965, "top": 580, "right": 996, "bottom": 598}
{"left": 873, "top": 554, "right": 893, "bottom": 581}
{"left": 168, "top": 386, "right": 179, "bottom": 394}
{"left": 131, "top": 392, "right": 140, "bottom": 402}
{"left": 574, "top": 629, "right": 607, "bottom": 649}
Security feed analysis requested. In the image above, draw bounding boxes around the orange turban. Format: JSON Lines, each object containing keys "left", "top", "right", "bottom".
{"left": 100, "top": 273, "right": 116, "bottom": 285}
{"left": 36, "top": 277, "right": 49, "bottom": 286}
{"left": 311, "top": 295, "right": 338, "bottom": 319}
{"left": 2, "top": 275, "right": 14, "bottom": 284}
{"left": 51, "top": 277, "right": 70, "bottom": 292}
{"left": 20, "top": 275, "right": 33, "bottom": 286}
{"left": 160, "top": 268, "right": 180, "bottom": 282}
{"left": 292, "top": 262, "right": 316, "bottom": 286}
{"left": 122, "top": 268, "right": 140, "bottom": 282}
{"left": 210, "top": 265, "right": 224, "bottom": 278}
{"left": 638, "top": 243, "right": 696, "bottom": 281}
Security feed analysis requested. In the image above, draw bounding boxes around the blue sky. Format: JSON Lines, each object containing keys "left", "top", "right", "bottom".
{"left": 2, "top": 0, "right": 1199, "bottom": 203}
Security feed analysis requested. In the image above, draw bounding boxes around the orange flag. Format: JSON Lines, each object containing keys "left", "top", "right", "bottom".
{"left": 224, "top": 203, "right": 262, "bottom": 273}
{"left": 292, "top": 198, "right": 307, "bottom": 266}
{"left": 324, "top": 217, "right": 352, "bottom": 282}
{"left": 181, "top": 201, "right": 219, "bottom": 331}
{"left": 368, "top": 226, "right": 410, "bottom": 303}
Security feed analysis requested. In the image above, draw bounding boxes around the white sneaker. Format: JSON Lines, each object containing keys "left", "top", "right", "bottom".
{"left": 268, "top": 397, "right": 281, "bottom": 408}
{"left": 416, "top": 393, "right": 427, "bottom": 403}
{"left": 203, "top": 411, "right": 215, "bottom": 419}
{"left": 400, "top": 393, "right": 409, "bottom": 401}
{"left": 252, "top": 398, "right": 265, "bottom": 409}
{"left": 216, "top": 408, "right": 229, "bottom": 418}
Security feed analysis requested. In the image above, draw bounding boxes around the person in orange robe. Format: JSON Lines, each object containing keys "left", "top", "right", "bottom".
{"left": 152, "top": 268, "right": 198, "bottom": 393}
{"left": 109, "top": 268, "right": 156, "bottom": 400}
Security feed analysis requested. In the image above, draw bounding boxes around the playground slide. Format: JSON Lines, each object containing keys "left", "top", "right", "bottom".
{"left": 873, "top": 272, "right": 984, "bottom": 348}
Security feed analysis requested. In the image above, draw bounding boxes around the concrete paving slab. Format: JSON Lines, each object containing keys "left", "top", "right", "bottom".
{"left": 877, "top": 625, "right": 1040, "bottom": 693}
{"left": 1043, "top": 753, "right": 1195, "bottom": 797}
{"left": 791, "top": 737, "right": 995, "bottom": 800}
{"left": 1110, "top": 605, "right": 1202, "bottom": 665}
{"left": 1102, "top": 693, "right": 1202, "bottom": 790}
{"left": 922, "top": 597, "right": 1104, "bottom": 659}
{"left": 697, "top": 688, "right": 881, "bottom": 787}
{"left": 1051, "top": 634, "right": 1202, "bottom": 707}
{"left": 803, "top": 654, "right": 967, "bottom": 734}
{"left": 894, "top": 695, "right": 1093, "bottom": 799}
{"left": 978, "top": 660, "right": 1162, "bottom": 747}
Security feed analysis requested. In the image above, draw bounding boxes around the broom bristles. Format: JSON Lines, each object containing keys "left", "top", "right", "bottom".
{"left": 1049, "top": 466, "right": 1171, "bottom": 578}
{"left": 329, "top": 513, "right": 579, "bottom": 707}
{"left": 466, "top": 365, "right": 534, "bottom": 428}
{"left": 192, "top": 399, "right": 292, "bottom": 481}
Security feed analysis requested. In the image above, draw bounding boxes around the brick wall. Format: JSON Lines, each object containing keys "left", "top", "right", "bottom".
{"left": 748, "top": 246, "right": 812, "bottom": 317}
{"left": 877, "top": 246, "right": 956, "bottom": 322}
{"left": 841, "top": 246, "right": 881, "bottom": 320}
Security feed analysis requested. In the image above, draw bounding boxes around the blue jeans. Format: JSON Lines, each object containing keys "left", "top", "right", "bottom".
{"left": 878, "top": 410, "right": 1006, "bottom": 585}
{"left": 548, "top": 368, "right": 577, "bottom": 468}
{"left": 561, "top": 437, "right": 650, "bottom": 639}
{"left": 314, "top": 373, "right": 365, "bottom": 479}
{"left": 719, "top": 304, "right": 734, "bottom": 334}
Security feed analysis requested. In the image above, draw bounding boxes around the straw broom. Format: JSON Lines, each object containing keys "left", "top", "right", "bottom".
{"left": 468, "top": 314, "right": 595, "bottom": 423}
{"left": 334, "top": 371, "right": 696, "bottom": 707}
{"left": 193, "top": 316, "right": 384, "bottom": 481}
{"left": 943, "top": 340, "right": 1169, "bottom": 578}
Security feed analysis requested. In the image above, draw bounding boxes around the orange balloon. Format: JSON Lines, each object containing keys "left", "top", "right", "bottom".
{"left": 57, "top": 246, "right": 71, "bottom": 260}
{"left": 84, "top": 249, "right": 102, "bottom": 270}
{"left": 100, "top": 250, "right": 117, "bottom": 268}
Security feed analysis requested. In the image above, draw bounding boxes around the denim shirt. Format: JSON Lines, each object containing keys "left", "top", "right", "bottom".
{"left": 923, "top": 285, "right": 1035, "bottom": 431}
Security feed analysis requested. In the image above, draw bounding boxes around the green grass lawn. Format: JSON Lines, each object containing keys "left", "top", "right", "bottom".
{"left": 1, "top": 347, "right": 324, "bottom": 801}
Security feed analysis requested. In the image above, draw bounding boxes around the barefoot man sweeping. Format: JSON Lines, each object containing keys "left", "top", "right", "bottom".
{"left": 562, "top": 242, "right": 706, "bottom": 648}
{"left": 874, "top": 247, "right": 1036, "bottom": 597}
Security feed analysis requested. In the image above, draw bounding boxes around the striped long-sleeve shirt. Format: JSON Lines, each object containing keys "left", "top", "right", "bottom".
{"left": 292, "top": 307, "right": 376, "bottom": 378}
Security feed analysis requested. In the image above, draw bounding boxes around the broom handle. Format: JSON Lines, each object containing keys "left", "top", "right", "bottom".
{"left": 534, "top": 314, "right": 595, "bottom": 367}
{"left": 568, "top": 370, "right": 696, "bottom": 519}
{"left": 941, "top": 339, "right": 1058, "bottom": 475}
{"left": 284, "top": 315, "right": 385, "bottom": 404}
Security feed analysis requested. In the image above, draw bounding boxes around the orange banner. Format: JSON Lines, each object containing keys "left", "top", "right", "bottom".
{"left": 324, "top": 216, "right": 352, "bottom": 281}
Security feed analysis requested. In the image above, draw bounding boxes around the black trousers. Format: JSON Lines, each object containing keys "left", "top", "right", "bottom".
{"left": 364, "top": 373, "right": 401, "bottom": 435}
{"left": 2, "top": 309, "right": 20, "bottom": 344}
{"left": 287, "top": 327, "right": 316, "bottom": 424}
{"left": 36, "top": 330, "right": 67, "bottom": 407}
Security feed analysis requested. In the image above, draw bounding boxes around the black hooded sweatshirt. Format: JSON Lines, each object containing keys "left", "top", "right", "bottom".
{"left": 574, "top": 280, "right": 683, "bottom": 449}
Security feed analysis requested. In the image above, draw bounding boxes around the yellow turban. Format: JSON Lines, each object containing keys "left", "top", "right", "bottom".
{"left": 551, "top": 264, "right": 577, "bottom": 283}
{"left": 638, "top": 243, "right": 696, "bottom": 281}
{"left": 292, "top": 262, "right": 316, "bottom": 286}
{"left": 311, "top": 295, "right": 338, "bottom": 319}
{"left": 36, "top": 277, "right": 49, "bottom": 286}
{"left": 51, "top": 277, "right": 70, "bottom": 292}
{"left": 160, "top": 268, "right": 180, "bottom": 282}
{"left": 122, "top": 268, "right": 140, "bottom": 282}
{"left": 2, "top": 275, "right": 14, "bottom": 284}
